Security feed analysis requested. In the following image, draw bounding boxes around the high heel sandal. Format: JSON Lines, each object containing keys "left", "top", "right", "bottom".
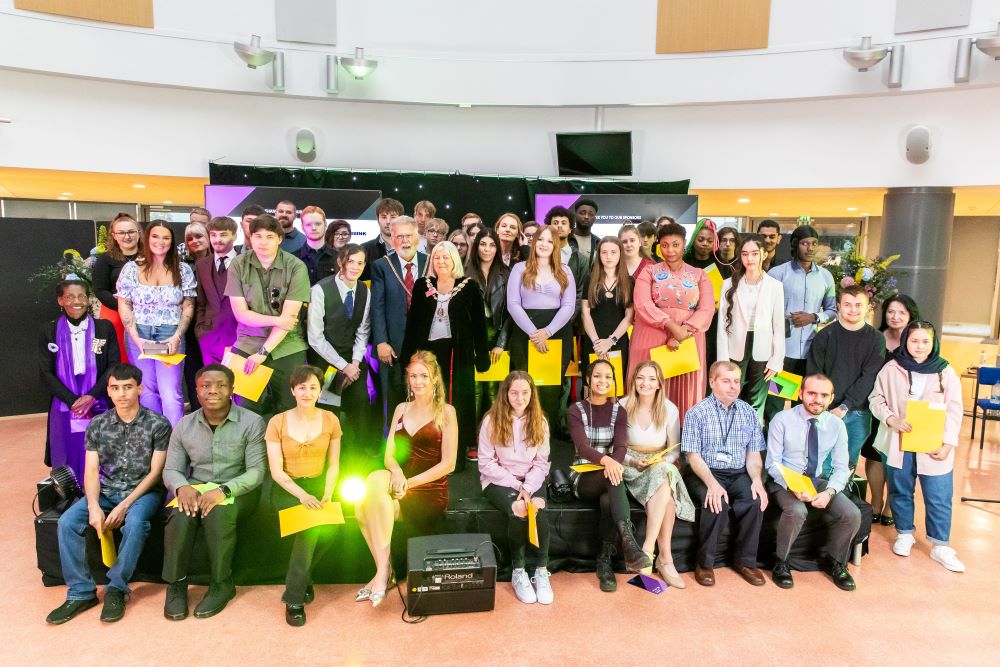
{"left": 656, "top": 557, "right": 686, "bottom": 589}
{"left": 370, "top": 566, "right": 396, "bottom": 608}
{"left": 354, "top": 586, "right": 372, "bottom": 602}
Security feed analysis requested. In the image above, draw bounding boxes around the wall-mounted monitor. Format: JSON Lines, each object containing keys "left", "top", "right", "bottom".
{"left": 556, "top": 131, "right": 633, "bottom": 177}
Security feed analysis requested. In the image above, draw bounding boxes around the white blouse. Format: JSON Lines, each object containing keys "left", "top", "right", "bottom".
{"left": 620, "top": 399, "right": 682, "bottom": 464}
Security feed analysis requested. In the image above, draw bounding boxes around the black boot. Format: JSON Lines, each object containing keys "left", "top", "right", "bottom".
{"left": 596, "top": 542, "right": 617, "bottom": 592}
{"left": 617, "top": 520, "right": 653, "bottom": 572}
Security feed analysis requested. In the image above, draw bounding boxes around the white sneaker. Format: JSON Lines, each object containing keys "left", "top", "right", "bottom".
{"left": 893, "top": 533, "right": 916, "bottom": 557}
{"left": 930, "top": 545, "right": 966, "bottom": 573}
{"left": 532, "top": 567, "right": 554, "bottom": 605}
{"left": 511, "top": 568, "right": 536, "bottom": 604}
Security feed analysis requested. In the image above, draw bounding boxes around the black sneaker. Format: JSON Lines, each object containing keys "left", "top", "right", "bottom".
{"left": 46, "top": 598, "right": 99, "bottom": 625}
{"left": 194, "top": 582, "right": 236, "bottom": 618}
{"left": 772, "top": 560, "right": 794, "bottom": 589}
{"left": 164, "top": 582, "right": 189, "bottom": 620}
{"left": 100, "top": 588, "right": 126, "bottom": 623}
{"left": 285, "top": 604, "right": 306, "bottom": 627}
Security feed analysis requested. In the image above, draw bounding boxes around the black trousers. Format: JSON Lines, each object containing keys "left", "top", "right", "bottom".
{"left": 237, "top": 350, "right": 307, "bottom": 421}
{"left": 692, "top": 469, "right": 764, "bottom": 569}
{"left": 576, "top": 470, "right": 630, "bottom": 543}
{"left": 763, "top": 356, "right": 807, "bottom": 424}
{"left": 161, "top": 488, "right": 258, "bottom": 584}
{"left": 379, "top": 361, "right": 406, "bottom": 437}
{"left": 732, "top": 333, "right": 770, "bottom": 417}
{"left": 329, "top": 360, "right": 377, "bottom": 462}
{"left": 484, "top": 484, "right": 550, "bottom": 569}
{"left": 270, "top": 476, "right": 334, "bottom": 605}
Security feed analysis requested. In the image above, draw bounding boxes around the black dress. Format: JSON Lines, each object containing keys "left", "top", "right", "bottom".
{"left": 580, "top": 284, "right": 631, "bottom": 382}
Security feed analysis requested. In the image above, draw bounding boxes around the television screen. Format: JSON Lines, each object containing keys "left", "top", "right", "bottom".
{"left": 556, "top": 131, "right": 633, "bottom": 177}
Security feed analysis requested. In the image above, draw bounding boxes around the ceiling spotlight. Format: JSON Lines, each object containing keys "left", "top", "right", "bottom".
{"left": 843, "top": 36, "right": 904, "bottom": 88}
{"left": 325, "top": 54, "right": 339, "bottom": 94}
{"left": 340, "top": 47, "right": 378, "bottom": 79}
{"left": 955, "top": 23, "right": 1000, "bottom": 83}
{"left": 270, "top": 51, "right": 285, "bottom": 92}
{"left": 737, "top": 198, "right": 751, "bottom": 204}
{"left": 846, "top": 207, "right": 858, "bottom": 211}
{"left": 0, "top": 117, "right": 11, "bottom": 124}
{"left": 234, "top": 35, "right": 275, "bottom": 69}
{"left": 132, "top": 183, "right": 146, "bottom": 189}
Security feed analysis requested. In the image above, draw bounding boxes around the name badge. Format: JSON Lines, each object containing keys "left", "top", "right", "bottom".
{"left": 654, "top": 271, "right": 669, "bottom": 282}
{"left": 715, "top": 452, "right": 732, "bottom": 465}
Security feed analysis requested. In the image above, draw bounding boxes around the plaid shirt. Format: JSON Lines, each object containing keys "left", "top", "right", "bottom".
{"left": 85, "top": 406, "right": 171, "bottom": 493}
{"left": 681, "top": 396, "right": 765, "bottom": 470}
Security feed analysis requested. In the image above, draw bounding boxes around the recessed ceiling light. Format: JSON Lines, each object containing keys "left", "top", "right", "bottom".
{"left": 57, "top": 196, "right": 69, "bottom": 200}
{"left": 60, "top": 192, "right": 72, "bottom": 196}
{"left": 737, "top": 198, "right": 751, "bottom": 204}
{"left": 133, "top": 183, "right": 146, "bottom": 189}
{"left": 163, "top": 200, "right": 173, "bottom": 205}
{"left": 769, "top": 212, "right": 779, "bottom": 216}
{"left": 846, "top": 207, "right": 858, "bottom": 211}
{"left": 862, "top": 212, "right": 871, "bottom": 216}
{"left": 846, "top": 224, "right": 855, "bottom": 229}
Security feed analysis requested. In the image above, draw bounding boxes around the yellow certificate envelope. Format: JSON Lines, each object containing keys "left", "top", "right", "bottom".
{"left": 279, "top": 502, "right": 345, "bottom": 538}
{"left": 570, "top": 463, "right": 605, "bottom": 473}
{"left": 475, "top": 351, "right": 510, "bottom": 382}
{"left": 528, "top": 339, "right": 562, "bottom": 386}
{"left": 138, "top": 352, "right": 186, "bottom": 366}
{"left": 588, "top": 350, "right": 624, "bottom": 396}
{"left": 704, "top": 263, "right": 724, "bottom": 308}
{"left": 778, "top": 464, "right": 818, "bottom": 497}
{"left": 644, "top": 443, "right": 680, "bottom": 466}
{"left": 99, "top": 530, "right": 117, "bottom": 568}
{"left": 901, "top": 400, "right": 947, "bottom": 453}
{"left": 166, "top": 482, "right": 235, "bottom": 508}
{"left": 223, "top": 348, "right": 275, "bottom": 402}
{"left": 527, "top": 501, "right": 539, "bottom": 548}
{"left": 650, "top": 338, "right": 701, "bottom": 379}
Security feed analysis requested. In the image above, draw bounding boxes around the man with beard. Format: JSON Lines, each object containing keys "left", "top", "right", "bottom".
{"left": 569, "top": 198, "right": 600, "bottom": 265}
{"left": 276, "top": 200, "right": 306, "bottom": 254}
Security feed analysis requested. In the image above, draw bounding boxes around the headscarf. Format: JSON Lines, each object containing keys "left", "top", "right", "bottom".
{"left": 893, "top": 321, "right": 949, "bottom": 374}
{"left": 684, "top": 218, "right": 719, "bottom": 267}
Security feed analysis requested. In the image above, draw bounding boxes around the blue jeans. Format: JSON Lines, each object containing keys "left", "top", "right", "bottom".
{"left": 824, "top": 409, "right": 871, "bottom": 475}
{"left": 886, "top": 451, "right": 953, "bottom": 545}
{"left": 127, "top": 323, "right": 185, "bottom": 426}
{"left": 57, "top": 490, "right": 162, "bottom": 599}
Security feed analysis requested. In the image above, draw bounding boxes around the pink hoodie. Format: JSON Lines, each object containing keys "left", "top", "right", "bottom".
{"left": 868, "top": 359, "right": 962, "bottom": 475}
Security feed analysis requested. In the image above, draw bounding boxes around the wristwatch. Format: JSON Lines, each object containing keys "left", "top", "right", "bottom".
{"left": 827, "top": 487, "right": 838, "bottom": 496}
{"left": 220, "top": 485, "right": 233, "bottom": 500}
{"left": 609, "top": 335, "right": 619, "bottom": 344}
{"left": 256, "top": 346, "right": 270, "bottom": 358}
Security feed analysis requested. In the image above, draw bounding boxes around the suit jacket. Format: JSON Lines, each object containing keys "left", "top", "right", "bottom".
{"left": 194, "top": 254, "right": 238, "bottom": 349}
{"left": 400, "top": 277, "right": 491, "bottom": 374}
{"left": 371, "top": 251, "right": 427, "bottom": 353}
{"left": 716, "top": 274, "right": 785, "bottom": 371}
{"left": 39, "top": 317, "right": 119, "bottom": 406}
{"left": 361, "top": 236, "right": 391, "bottom": 282}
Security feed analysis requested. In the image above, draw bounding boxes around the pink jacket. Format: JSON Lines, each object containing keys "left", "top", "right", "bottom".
{"left": 868, "top": 360, "right": 962, "bottom": 475}
{"left": 477, "top": 414, "right": 551, "bottom": 494}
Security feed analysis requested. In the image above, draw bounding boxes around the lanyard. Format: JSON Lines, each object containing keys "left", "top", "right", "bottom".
{"left": 713, "top": 400, "right": 737, "bottom": 446}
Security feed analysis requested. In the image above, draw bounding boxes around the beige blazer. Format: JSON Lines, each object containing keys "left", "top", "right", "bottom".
{"left": 717, "top": 274, "right": 785, "bottom": 371}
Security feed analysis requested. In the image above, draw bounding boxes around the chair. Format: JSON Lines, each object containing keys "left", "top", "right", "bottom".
{"left": 970, "top": 366, "right": 1000, "bottom": 449}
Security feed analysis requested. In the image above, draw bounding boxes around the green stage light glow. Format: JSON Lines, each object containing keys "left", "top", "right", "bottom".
{"left": 339, "top": 477, "right": 367, "bottom": 503}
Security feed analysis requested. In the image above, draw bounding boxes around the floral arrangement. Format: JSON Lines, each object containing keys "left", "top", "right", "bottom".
{"left": 29, "top": 248, "right": 96, "bottom": 305}
{"left": 823, "top": 237, "right": 900, "bottom": 305}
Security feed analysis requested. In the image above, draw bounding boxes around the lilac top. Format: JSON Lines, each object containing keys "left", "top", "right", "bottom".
{"left": 506, "top": 262, "right": 576, "bottom": 335}
{"left": 477, "top": 414, "right": 551, "bottom": 494}
{"left": 115, "top": 261, "right": 197, "bottom": 327}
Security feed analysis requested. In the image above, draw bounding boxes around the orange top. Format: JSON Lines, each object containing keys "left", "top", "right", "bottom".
{"left": 266, "top": 410, "right": 342, "bottom": 479}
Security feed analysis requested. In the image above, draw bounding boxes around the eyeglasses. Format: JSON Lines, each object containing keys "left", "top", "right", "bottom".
{"left": 269, "top": 288, "right": 281, "bottom": 310}
{"left": 114, "top": 230, "right": 139, "bottom": 238}
{"left": 333, "top": 232, "right": 351, "bottom": 239}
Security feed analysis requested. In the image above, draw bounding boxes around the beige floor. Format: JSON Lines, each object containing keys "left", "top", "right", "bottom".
{"left": 2, "top": 412, "right": 998, "bottom": 666}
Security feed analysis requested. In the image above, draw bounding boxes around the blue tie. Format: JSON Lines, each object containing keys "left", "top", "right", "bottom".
{"left": 805, "top": 417, "right": 820, "bottom": 479}
{"left": 344, "top": 289, "right": 354, "bottom": 319}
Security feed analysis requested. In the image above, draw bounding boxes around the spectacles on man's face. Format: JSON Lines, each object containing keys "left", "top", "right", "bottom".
{"left": 270, "top": 288, "right": 281, "bottom": 310}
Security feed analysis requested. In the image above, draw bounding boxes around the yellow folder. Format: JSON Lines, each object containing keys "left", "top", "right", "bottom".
{"left": 644, "top": 443, "right": 680, "bottom": 466}
{"left": 588, "top": 350, "right": 624, "bottom": 396}
{"left": 901, "top": 400, "right": 947, "bottom": 453}
{"left": 527, "top": 501, "right": 539, "bottom": 548}
{"left": 166, "top": 482, "right": 235, "bottom": 508}
{"left": 138, "top": 352, "right": 186, "bottom": 366}
{"left": 650, "top": 338, "right": 701, "bottom": 379}
{"left": 778, "top": 464, "right": 818, "bottom": 497}
{"left": 475, "top": 351, "right": 510, "bottom": 382}
{"left": 570, "top": 463, "right": 605, "bottom": 473}
{"left": 528, "top": 339, "right": 562, "bottom": 386}
{"left": 222, "top": 347, "right": 275, "bottom": 402}
{"left": 279, "top": 502, "right": 345, "bottom": 538}
{"left": 704, "top": 263, "right": 724, "bottom": 308}
{"left": 99, "top": 530, "right": 117, "bottom": 568}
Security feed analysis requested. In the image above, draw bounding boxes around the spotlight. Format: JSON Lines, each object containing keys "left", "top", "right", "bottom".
{"left": 339, "top": 477, "right": 367, "bottom": 503}
{"left": 234, "top": 34, "right": 276, "bottom": 69}
{"left": 843, "top": 36, "right": 905, "bottom": 88}
{"left": 340, "top": 47, "right": 378, "bottom": 79}
{"left": 270, "top": 51, "right": 285, "bottom": 92}
{"left": 955, "top": 23, "right": 1000, "bottom": 83}
{"left": 325, "top": 54, "right": 339, "bottom": 94}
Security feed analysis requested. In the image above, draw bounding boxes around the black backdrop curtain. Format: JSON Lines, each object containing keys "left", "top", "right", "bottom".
{"left": 209, "top": 164, "right": 689, "bottom": 227}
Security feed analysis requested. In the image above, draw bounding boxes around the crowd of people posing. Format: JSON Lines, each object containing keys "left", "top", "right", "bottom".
{"left": 40, "top": 198, "right": 966, "bottom": 627}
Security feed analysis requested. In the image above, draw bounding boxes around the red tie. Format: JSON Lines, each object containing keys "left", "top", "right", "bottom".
{"left": 404, "top": 262, "right": 414, "bottom": 308}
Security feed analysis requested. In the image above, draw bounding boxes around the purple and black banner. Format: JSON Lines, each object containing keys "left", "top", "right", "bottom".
{"left": 535, "top": 194, "right": 699, "bottom": 239}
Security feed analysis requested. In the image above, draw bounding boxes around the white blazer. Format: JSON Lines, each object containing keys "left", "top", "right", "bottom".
{"left": 717, "top": 274, "right": 785, "bottom": 371}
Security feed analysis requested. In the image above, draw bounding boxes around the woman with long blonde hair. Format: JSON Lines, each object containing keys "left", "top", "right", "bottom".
{"left": 478, "top": 371, "right": 553, "bottom": 604}
{"left": 620, "top": 361, "right": 695, "bottom": 588}
{"left": 356, "top": 351, "right": 458, "bottom": 608}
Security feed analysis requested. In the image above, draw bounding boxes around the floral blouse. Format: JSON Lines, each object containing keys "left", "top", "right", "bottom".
{"left": 115, "top": 261, "right": 197, "bottom": 327}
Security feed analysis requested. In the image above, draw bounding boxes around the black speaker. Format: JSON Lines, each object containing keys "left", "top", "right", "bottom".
{"left": 406, "top": 533, "right": 496, "bottom": 616}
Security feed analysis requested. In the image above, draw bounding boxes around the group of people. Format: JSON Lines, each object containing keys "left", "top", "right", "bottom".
{"left": 40, "top": 199, "right": 966, "bottom": 625}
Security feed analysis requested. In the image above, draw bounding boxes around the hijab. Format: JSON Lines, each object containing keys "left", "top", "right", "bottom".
{"left": 894, "top": 321, "right": 949, "bottom": 374}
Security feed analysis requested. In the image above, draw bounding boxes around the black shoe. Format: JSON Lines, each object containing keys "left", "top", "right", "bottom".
{"left": 772, "top": 560, "right": 794, "bottom": 589}
{"left": 596, "top": 542, "right": 617, "bottom": 592}
{"left": 872, "top": 513, "right": 882, "bottom": 524}
{"left": 164, "top": 582, "right": 189, "bottom": 620}
{"left": 46, "top": 598, "right": 99, "bottom": 625}
{"left": 828, "top": 561, "right": 856, "bottom": 591}
{"left": 285, "top": 604, "right": 306, "bottom": 627}
{"left": 880, "top": 515, "right": 895, "bottom": 527}
{"left": 194, "top": 582, "right": 236, "bottom": 618}
{"left": 616, "top": 520, "right": 653, "bottom": 573}
{"left": 100, "top": 588, "right": 126, "bottom": 622}
{"left": 304, "top": 584, "right": 315, "bottom": 604}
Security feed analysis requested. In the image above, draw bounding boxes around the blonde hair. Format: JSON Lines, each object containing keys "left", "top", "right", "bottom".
{"left": 426, "top": 241, "right": 465, "bottom": 279}
{"left": 622, "top": 361, "right": 670, "bottom": 433}
{"left": 407, "top": 351, "right": 448, "bottom": 429}
{"left": 486, "top": 371, "right": 547, "bottom": 448}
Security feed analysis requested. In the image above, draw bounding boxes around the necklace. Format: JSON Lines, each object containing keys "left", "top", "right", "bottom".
{"left": 603, "top": 279, "right": 617, "bottom": 300}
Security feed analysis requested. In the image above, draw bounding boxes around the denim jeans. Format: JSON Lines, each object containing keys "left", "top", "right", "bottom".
{"left": 127, "top": 323, "right": 185, "bottom": 426}
{"left": 57, "top": 490, "right": 162, "bottom": 599}
{"left": 822, "top": 409, "right": 871, "bottom": 476}
{"left": 886, "top": 451, "right": 954, "bottom": 545}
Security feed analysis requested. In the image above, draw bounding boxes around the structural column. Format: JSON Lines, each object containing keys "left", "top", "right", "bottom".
{"left": 880, "top": 186, "right": 955, "bottom": 329}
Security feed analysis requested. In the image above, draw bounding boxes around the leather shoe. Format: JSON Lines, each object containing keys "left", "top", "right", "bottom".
{"left": 46, "top": 598, "right": 98, "bottom": 625}
{"left": 194, "top": 582, "right": 236, "bottom": 618}
{"left": 735, "top": 564, "right": 766, "bottom": 586}
{"left": 771, "top": 560, "right": 794, "bottom": 589}
{"left": 694, "top": 565, "right": 715, "bottom": 587}
{"left": 285, "top": 604, "right": 306, "bottom": 627}
{"left": 304, "top": 585, "right": 315, "bottom": 604}
{"left": 100, "top": 588, "right": 126, "bottom": 622}
{"left": 880, "top": 515, "right": 895, "bottom": 527}
{"left": 164, "top": 582, "right": 189, "bottom": 620}
{"left": 828, "top": 561, "right": 856, "bottom": 591}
